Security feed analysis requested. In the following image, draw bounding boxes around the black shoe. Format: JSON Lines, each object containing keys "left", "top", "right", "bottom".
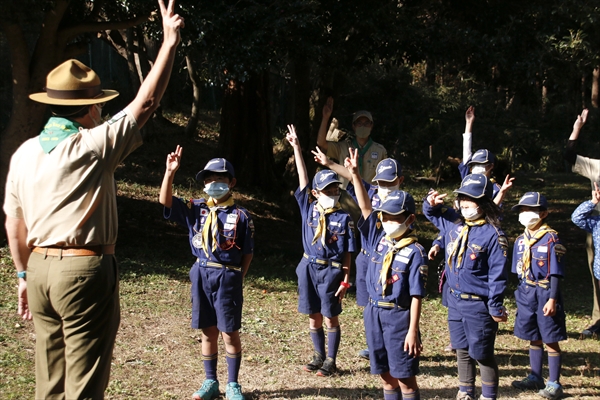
{"left": 316, "top": 357, "right": 337, "bottom": 376}
{"left": 303, "top": 352, "right": 324, "bottom": 372}
{"left": 580, "top": 324, "right": 600, "bottom": 339}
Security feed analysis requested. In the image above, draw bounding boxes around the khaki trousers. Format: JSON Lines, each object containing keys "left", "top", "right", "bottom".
{"left": 586, "top": 233, "right": 600, "bottom": 326}
{"left": 27, "top": 252, "right": 120, "bottom": 400}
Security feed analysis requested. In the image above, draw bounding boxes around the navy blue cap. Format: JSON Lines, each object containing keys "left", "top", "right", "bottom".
{"left": 511, "top": 192, "right": 548, "bottom": 211}
{"left": 312, "top": 169, "right": 342, "bottom": 191}
{"left": 454, "top": 173, "right": 492, "bottom": 199}
{"left": 374, "top": 190, "right": 415, "bottom": 215}
{"left": 467, "top": 149, "right": 496, "bottom": 166}
{"left": 195, "top": 158, "right": 235, "bottom": 183}
{"left": 373, "top": 158, "right": 402, "bottom": 182}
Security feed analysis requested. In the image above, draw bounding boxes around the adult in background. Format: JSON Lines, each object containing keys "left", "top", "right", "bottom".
{"left": 3, "top": 1, "right": 183, "bottom": 398}
{"left": 564, "top": 108, "right": 600, "bottom": 338}
{"left": 317, "top": 97, "right": 388, "bottom": 186}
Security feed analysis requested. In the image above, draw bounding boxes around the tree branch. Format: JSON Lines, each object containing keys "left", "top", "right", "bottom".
{"left": 59, "top": 13, "right": 153, "bottom": 45}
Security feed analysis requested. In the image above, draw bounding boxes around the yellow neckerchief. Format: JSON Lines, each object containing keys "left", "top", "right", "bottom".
{"left": 380, "top": 232, "right": 418, "bottom": 296}
{"left": 201, "top": 196, "right": 235, "bottom": 257}
{"left": 519, "top": 224, "right": 556, "bottom": 280}
{"left": 312, "top": 201, "right": 341, "bottom": 246}
{"left": 447, "top": 218, "right": 487, "bottom": 271}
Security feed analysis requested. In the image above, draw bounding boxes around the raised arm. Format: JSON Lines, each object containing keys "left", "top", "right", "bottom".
{"left": 312, "top": 146, "right": 351, "bottom": 181}
{"left": 286, "top": 124, "right": 309, "bottom": 189}
{"left": 316, "top": 97, "right": 333, "bottom": 151}
{"left": 127, "top": 0, "right": 184, "bottom": 128}
{"left": 346, "top": 148, "right": 371, "bottom": 219}
{"left": 462, "top": 106, "right": 475, "bottom": 162}
{"left": 159, "top": 145, "right": 182, "bottom": 208}
{"left": 493, "top": 174, "right": 515, "bottom": 206}
{"left": 565, "top": 109, "right": 588, "bottom": 165}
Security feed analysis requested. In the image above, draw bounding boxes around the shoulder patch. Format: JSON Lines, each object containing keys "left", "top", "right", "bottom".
{"left": 107, "top": 110, "right": 127, "bottom": 125}
{"left": 419, "top": 265, "right": 428, "bottom": 279}
{"left": 498, "top": 235, "right": 509, "bottom": 251}
{"left": 348, "top": 220, "right": 355, "bottom": 229}
{"left": 554, "top": 244, "right": 566, "bottom": 256}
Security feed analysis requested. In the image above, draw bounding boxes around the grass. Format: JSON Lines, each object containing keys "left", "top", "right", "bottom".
{"left": 1, "top": 112, "right": 600, "bottom": 398}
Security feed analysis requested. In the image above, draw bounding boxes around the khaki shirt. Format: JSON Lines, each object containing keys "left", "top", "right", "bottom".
{"left": 3, "top": 109, "right": 142, "bottom": 247}
{"left": 573, "top": 155, "right": 600, "bottom": 213}
{"left": 327, "top": 138, "right": 387, "bottom": 186}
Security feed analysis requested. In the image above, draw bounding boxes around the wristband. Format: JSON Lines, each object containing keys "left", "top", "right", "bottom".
{"left": 17, "top": 271, "right": 26, "bottom": 279}
{"left": 340, "top": 281, "right": 351, "bottom": 289}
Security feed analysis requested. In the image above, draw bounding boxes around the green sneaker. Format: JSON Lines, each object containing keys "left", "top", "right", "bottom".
{"left": 512, "top": 373, "right": 545, "bottom": 390}
{"left": 193, "top": 379, "right": 219, "bottom": 400}
{"left": 225, "top": 382, "right": 245, "bottom": 400}
{"left": 539, "top": 381, "right": 564, "bottom": 400}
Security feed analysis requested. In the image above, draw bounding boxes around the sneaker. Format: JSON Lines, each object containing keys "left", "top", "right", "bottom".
{"left": 478, "top": 396, "right": 493, "bottom": 400}
{"left": 192, "top": 379, "right": 219, "bottom": 400}
{"left": 455, "top": 391, "right": 474, "bottom": 400}
{"left": 512, "top": 374, "right": 545, "bottom": 390}
{"left": 225, "top": 382, "right": 245, "bottom": 400}
{"left": 444, "top": 342, "right": 455, "bottom": 353}
{"left": 316, "top": 357, "right": 337, "bottom": 377}
{"left": 580, "top": 324, "right": 600, "bottom": 339}
{"left": 358, "top": 349, "right": 370, "bottom": 360}
{"left": 303, "top": 352, "right": 324, "bottom": 372}
{"left": 539, "top": 381, "right": 564, "bottom": 400}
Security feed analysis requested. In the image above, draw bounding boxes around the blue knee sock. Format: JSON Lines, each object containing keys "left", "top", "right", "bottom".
{"left": 402, "top": 389, "right": 420, "bottom": 400}
{"left": 548, "top": 351, "right": 562, "bottom": 383}
{"left": 310, "top": 327, "right": 325, "bottom": 358}
{"left": 327, "top": 326, "right": 341, "bottom": 359}
{"left": 383, "top": 387, "right": 401, "bottom": 400}
{"left": 529, "top": 345, "right": 543, "bottom": 379}
{"left": 226, "top": 351, "right": 242, "bottom": 383}
{"left": 202, "top": 353, "right": 218, "bottom": 381}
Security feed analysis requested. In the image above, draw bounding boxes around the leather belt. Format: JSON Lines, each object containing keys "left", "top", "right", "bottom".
{"left": 303, "top": 253, "right": 341, "bottom": 269}
{"left": 32, "top": 245, "right": 115, "bottom": 257}
{"left": 369, "top": 297, "right": 407, "bottom": 310}
{"left": 196, "top": 258, "right": 242, "bottom": 271}
{"left": 450, "top": 288, "right": 482, "bottom": 301}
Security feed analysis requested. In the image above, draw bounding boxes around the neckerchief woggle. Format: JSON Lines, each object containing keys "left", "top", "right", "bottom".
{"left": 519, "top": 224, "right": 556, "bottom": 280}
{"left": 201, "top": 196, "right": 235, "bottom": 257}
{"left": 312, "top": 201, "right": 342, "bottom": 246}
{"left": 39, "top": 117, "right": 82, "bottom": 154}
{"left": 447, "top": 218, "right": 487, "bottom": 271}
{"left": 380, "top": 231, "right": 418, "bottom": 296}
{"left": 352, "top": 137, "right": 373, "bottom": 171}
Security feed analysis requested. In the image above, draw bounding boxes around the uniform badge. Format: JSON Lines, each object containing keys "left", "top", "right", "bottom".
{"left": 371, "top": 151, "right": 378, "bottom": 159}
{"left": 192, "top": 233, "right": 203, "bottom": 248}
{"left": 107, "top": 110, "right": 126, "bottom": 125}
{"left": 554, "top": 244, "right": 566, "bottom": 262}
{"left": 377, "top": 244, "right": 384, "bottom": 252}
{"left": 392, "top": 274, "right": 399, "bottom": 282}
{"left": 498, "top": 236, "right": 509, "bottom": 251}
{"left": 376, "top": 221, "right": 381, "bottom": 230}
{"left": 227, "top": 214, "right": 238, "bottom": 223}
{"left": 470, "top": 253, "right": 477, "bottom": 260}
{"left": 537, "top": 260, "right": 545, "bottom": 267}
{"left": 200, "top": 209, "right": 208, "bottom": 216}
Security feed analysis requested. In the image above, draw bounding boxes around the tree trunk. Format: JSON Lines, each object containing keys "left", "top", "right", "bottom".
{"left": 185, "top": 55, "right": 202, "bottom": 137}
{"left": 592, "top": 67, "right": 599, "bottom": 108}
{"left": 219, "top": 72, "right": 276, "bottom": 191}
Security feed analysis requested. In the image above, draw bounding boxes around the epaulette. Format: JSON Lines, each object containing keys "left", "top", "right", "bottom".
{"left": 414, "top": 242, "right": 425, "bottom": 255}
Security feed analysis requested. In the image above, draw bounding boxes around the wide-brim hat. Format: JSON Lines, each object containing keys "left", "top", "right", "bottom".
{"left": 29, "top": 59, "right": 119, "bottom": 105}
{"left": 312, "top": 170, "right": 342, "bottom": 191}
{"left": 373, "top": 158, "right": 402, "bottom": 182}
{"left": 454, "top": 173, "right": 492, "bottom": 199}
{"left": 196, "top": 158, "right": 236, "bottom": 183}
{"left": 511, "top": 192, "right": 548, "bottom": 211}
{"left": 374, "top": 190, "right": 415, "bottom": 215}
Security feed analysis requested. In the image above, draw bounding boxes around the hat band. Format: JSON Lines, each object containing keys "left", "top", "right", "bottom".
{"left": 46, "top": 85, "right": 102, "bottom": 100}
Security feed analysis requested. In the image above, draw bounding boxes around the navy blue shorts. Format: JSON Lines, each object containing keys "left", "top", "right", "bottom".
{"left": 296, "top": 257, "right": 343, "bottom": 318}
{"left": 355, "top": 251, "right": 369, "bottom": 307}
{"left": 447, "top": 288, "right": 498, "bottom": 360}
{"left": 514, "top": 285, "right": 567, "bottom": 343}
{"left": 190, "top": 262, "right": 243, "bottom": 332}
{"left": 364, "top": 304, "right": 420, "bottom": 378}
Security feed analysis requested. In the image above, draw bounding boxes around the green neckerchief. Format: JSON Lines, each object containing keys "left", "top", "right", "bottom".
{"left": 352, "top": 137, "right": 374, "bottom": 171}
{"left": 39, "top": 117, "right": 82, "bottom": 154}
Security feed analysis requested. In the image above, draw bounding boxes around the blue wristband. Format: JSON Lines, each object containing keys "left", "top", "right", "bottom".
{"left": 17, "top": 271, "right": 26, "bottom": 279}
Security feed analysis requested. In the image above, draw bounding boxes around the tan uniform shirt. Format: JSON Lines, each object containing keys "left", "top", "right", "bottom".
{"left": 573, "top": 155, "right": 600, "bottom": 213}
{"left": 3, "top": 109, "right": 142, "bottom": 247}
{"left": 327, "top": 138, "right": 387, "bottom": 186}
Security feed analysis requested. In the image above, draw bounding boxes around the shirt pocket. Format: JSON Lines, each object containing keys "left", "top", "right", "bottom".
{"left": 462, "top": 243, "right": 487, "bottom": 270}
{"left": 219, "top": 221, "right": 238, "bottom": 251}
{"left": 532, "top": 247, "right": 549, "bottom": 274}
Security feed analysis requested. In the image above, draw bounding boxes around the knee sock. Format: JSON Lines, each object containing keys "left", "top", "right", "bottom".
{"left": 548, "top": 351, "right": 562, "bottom": 382}
{"left": 202, "top": 353, "right": 218, "bottom": 381}
{"left": 478, "top": 356, "right": 499, "bottom": 400}
{"left": 402, "top": 389, "right": 420, "bottom": 400}
{"left": 529, "top": 345, "right": 543, "bottom": 379}
{"left": 383, "top": 387, "right": 401, "bottom": 400}
{"left": 226, "top": 350, "right": 242, "bottom": 383}
{"left": 310, "top": 327, "right": 325, "bottom": 359}
{"left": 456, "top": 349, "right": 476, "bottom": 397}
{"left": 327, "top": 326, "right": 341, "bottom": 359}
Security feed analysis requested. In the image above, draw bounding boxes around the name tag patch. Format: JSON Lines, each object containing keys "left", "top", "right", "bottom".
{"left": 227, "top": 214, "right": 238, "bottom": 223}
{"left": 371, "top": 151, "right": 378, "bottom": 159}
{"left": 537, "top": 246, "right": 548, "bottom": 253}
{"left": 395, "top": 255, "right": 410, "bottom": 264}
{"left": 224, "top": 223, "right": 235, "bottom": 230}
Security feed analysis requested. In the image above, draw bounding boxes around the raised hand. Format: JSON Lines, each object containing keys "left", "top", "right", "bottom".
{"left": 465, "top": 106, "right": 475, "bottom": 124}
{"left": 344, "top": 147, "right": 359, "bottom": 175}
{"left": 426, "top": 190, "right": 447, "bottom": 207}
{"left": 500, "top": 174, "right": 515, "bottom": 193}
{"left": 323, "top": 97, "right": 334, "bottom": 120}
{"left": 158, "top": 0, "right": 185, "bottom": 47}
{"left": 592, "top": 182, "right": 600, "bottom": 205}
{"left": 312, "top": 146, "right": 331, "bottom": 167}
{"left": 166, "top": 145, "right": 182, "bottom": 173}
{"left": 574, "top": 109, "right": 589, "bottom": 131}
{"left": 286, "top": 124, "right": 300, "bottom": 149}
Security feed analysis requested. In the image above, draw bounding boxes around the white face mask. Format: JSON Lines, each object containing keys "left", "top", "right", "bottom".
{"left": 461, "top": 207, "right": 483, "bottom": 221}
{"left": 90, "top": 104, "right": 103, "bottom": 127}
{"left": 519, "top": 211, "right": 541, "bottom": 229}
{"left": 378, "top": 184, "right": 399, "bottom": 200}
{"left": 317, "top": 194, "right": 339, "bottom": 209}
{"left": 382, "top": 221, "right": 408, "bottom": 239}
{"left": 355, "top": 126, "right": 372, "bottom": 139}
{"left": 471, "top": 165, "right": 488, "bottom": 175}
{"left": 204, "top": 181, "right": 230, "bottom": 200}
